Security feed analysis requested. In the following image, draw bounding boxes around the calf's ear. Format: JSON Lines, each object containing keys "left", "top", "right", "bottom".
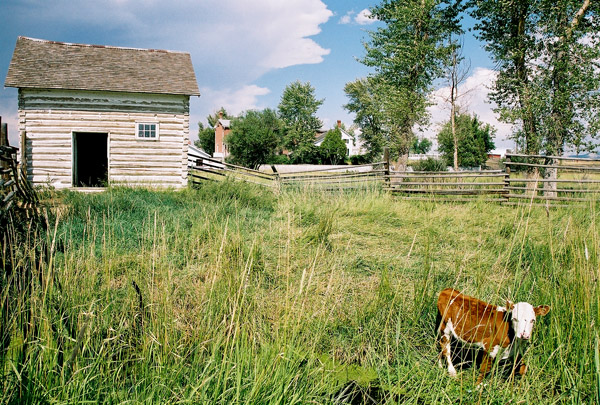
{"left": 534, "top": 305, "right": 550, "bottom": 316}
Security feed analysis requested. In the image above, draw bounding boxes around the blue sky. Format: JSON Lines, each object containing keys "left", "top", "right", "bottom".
{"left": 0, "top": 0, "right": 513, "bottom": 152}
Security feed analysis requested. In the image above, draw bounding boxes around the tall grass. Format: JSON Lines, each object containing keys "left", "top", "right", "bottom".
{"left": 1, "top": 181, "right": 598, "bottom": 403}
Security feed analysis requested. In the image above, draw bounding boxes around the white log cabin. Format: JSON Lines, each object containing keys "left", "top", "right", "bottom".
{"left": 4, "top": 37, "right": 200, "bottom": 189}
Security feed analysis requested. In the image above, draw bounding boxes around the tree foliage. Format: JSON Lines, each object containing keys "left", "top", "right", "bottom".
{"left": 411, "top": 137, "right": 433, "bottom": 154}
{"left": 469, "top": 0, "right": 600, "bottom": 155}
{"left": 344, "top": 78, "right": 386, "bottom": 160}
{"left": 320, "top": 128, "right": 347, "bottom": 165}
{"left": 225, "top": 109, "right": 281, "bottom": 170}
{"left": 195, "top": 108, "right": 231, "bottom": 155}
{"left": 350, "top": 0, "right": 463, "bottom": 166}
{"left": 278, "top": 81, "right": 324, "bottom": 159}
{"left": 437, "top": 113, "right": 495, "bottom": 168}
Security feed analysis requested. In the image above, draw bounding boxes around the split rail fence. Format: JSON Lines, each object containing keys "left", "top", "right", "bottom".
{"left": 189, "top": 156, "right": 386, "bottom": 192}
{"left": 189, "top": 151, "right": 600, "bottom": 206}
{"left": 1, "top": 145, "right": 38, "bottom": 217}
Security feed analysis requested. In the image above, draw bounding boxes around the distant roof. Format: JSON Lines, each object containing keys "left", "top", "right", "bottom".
{"left": 5, "top": 37, "right": 200, "bottom": 96}
{"left": 218, "top": 119, "right": 231, "bottom": 129}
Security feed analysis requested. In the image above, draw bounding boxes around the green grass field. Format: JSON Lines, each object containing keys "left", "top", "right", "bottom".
{"left": 1, "top": 182, "right": 599, "bottom": 403}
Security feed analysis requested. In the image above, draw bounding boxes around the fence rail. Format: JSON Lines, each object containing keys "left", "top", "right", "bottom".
{"left": 1, "top": 145, "right": 38, "bottom": 216}
{"left": 188, "top": 150, "right": 600, "bottom": 206}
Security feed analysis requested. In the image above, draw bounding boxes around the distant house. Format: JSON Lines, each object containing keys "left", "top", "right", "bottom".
{"left": 213, "top": 113, "right": 231, "bottom": 160}
{"left": 4, "top": 36, "right": 200, "bottom": 188}
{"left": 315, "top": 120, "right": 365, "bottom": 156}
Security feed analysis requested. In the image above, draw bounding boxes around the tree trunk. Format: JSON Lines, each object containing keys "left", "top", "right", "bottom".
{"left": 543, "top": 157, "right": 558, "bottom": 198}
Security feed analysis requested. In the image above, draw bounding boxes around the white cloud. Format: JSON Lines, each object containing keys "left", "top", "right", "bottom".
{"left": 355, "top": 9, "right": 375, "bottom": 25}
{"left": 419, "top": 67, "right": 514, "bottom": 154}
{"left": 2, "top": 0, "right": 334, "bottom": 137}
{"left": 195, "top": 84, "right": 271, "bottom": 121}
{"left": 5, "top": 0, "right": 333, "bottom": 79}
{"left": 339, "top": 10, "right": 353, "bottom": 25}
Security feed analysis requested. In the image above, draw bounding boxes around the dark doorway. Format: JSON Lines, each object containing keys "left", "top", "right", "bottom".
{"left": 73, "top": 132, "right": 108, "bottom": 187}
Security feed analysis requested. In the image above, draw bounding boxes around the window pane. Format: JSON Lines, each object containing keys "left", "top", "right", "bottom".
{"left": 138, "top": 123, "right": 157, "bottom": 138}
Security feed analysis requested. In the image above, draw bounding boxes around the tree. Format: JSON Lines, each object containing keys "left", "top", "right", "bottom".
{"left": 359, "top": 0, "right": 463, "bottom": 169}
{"left": 194, "top": 108, "right": 231, "bottom": 155}
{"left": 225, "top": 109, "right": 281, "bottom": 170}
{"left": 196, "top": 123, "right": 215, "bottom": 155}
{"left": 344, "top": 77, "right": 386, "bottom": 160}
{"left": 470, "top": 0, "right": 600, "bottom": 195}
{"left": 469, "top": 0, "right": 541, "bottom": 156}
{"left": 411, "top": 137, "right": 433, "bottom": 154}
{"left": 437, "top": 113, "right": 495, "bottom": 168}
{"left": 439, "top": 36, "right": 472, "bottom": 170}
{"left": 278, "top": 81, "right": 323, "bottom": 160}
{"left": 320, "top": 128, "right": 347, "bottom": 165}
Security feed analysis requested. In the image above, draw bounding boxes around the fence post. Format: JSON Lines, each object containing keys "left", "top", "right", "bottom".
{"left": 271, "top": 165, "right": 281, "bottom": 193}
{"left": 503, "top": 153, "right": 511, "bottom": 203}
{"left": 383, "top": 147, "right": 390, "bottom": 189}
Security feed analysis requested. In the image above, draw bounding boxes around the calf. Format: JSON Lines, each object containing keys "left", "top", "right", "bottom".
{"left": 437, "top": 288, "right": 550, "bottom": 384}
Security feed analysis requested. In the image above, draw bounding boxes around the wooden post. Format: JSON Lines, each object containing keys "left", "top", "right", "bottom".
{"left": 504, "top": 153, "right": 511, "bottom": 203}
{"left": 271, "top": 164, "right": 281, "bottom": 193}
{"left": 383, "top": 147, "right": 390, "bottom": 189}
{"left": 0, "top": 117, "right": 5, "bottom": 146}
{"left": 20, "top": 130, "right": 27, "bottom": 176}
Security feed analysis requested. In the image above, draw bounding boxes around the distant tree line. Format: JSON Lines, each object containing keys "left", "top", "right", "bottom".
{"left": 195, "top": 81, "right": 354, "bottom": 169}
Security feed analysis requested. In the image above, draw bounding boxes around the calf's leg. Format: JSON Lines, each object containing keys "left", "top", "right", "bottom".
{"left": 438, "top": 323, "right": 457, "bottom": 377}
{"left": 477, "top": 352, "right": 493, "bottom": 385}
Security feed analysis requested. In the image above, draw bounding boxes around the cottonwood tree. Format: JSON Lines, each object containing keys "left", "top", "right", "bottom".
{"left": 470, "top": 0, "right": 600, "bottom": 195}
{"left": 278, "top": 81, "right": 323, "bottom": 162}
{"left": 359, "top": 0, "right": 463, "bottom": 169}
{"left": 343, "top": 77, "right": 386, "bottom": 161}
{"left": 225, "top": 109, "right": 281, "bottom": 170}
{"left": 470, "top": 0, "right": 541, "bottom": 156}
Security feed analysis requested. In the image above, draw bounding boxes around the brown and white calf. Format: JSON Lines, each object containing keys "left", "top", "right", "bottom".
{"left": 437, "top": 288, "right": 550, "bottom": 384}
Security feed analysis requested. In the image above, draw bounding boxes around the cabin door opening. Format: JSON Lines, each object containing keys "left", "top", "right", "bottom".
{"left": 73, "top": 132, "right": 108, "bottom": 187}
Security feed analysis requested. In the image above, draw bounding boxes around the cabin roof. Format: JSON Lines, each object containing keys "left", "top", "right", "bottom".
{"left": 4, "top": 37, "right": 200, "bottom": 96}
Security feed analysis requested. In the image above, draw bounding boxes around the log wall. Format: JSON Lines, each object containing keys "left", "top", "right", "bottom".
{"left": 19, "top": 89, "right": 190, "bottom": 188}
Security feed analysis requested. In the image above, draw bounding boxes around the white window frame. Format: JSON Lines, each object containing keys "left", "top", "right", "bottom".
{"left": 136, "top": 122, "right": 159, "bottom": 140}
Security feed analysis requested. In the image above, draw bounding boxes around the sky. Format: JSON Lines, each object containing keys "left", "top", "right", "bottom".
{"left": 0, "top": 0, "right": 515, "bottom": 153}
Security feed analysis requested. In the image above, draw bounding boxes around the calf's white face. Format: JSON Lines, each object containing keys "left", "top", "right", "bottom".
{"left": 510, "top": 302, "right": 551, "bottom": 340}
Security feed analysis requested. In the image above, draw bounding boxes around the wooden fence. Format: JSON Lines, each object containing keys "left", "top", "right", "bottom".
{"left": 189, "top": 156, "right": 386, "bottom": 192}
{"left": 1, "top": 145, "right": 38, "bottom": 215}
{"left": 384, "top": 169, "right": 508, "bottom": 203}
{"left": 188, "top": 152, "right": 600, "bottom": 206}
{"left": 503, "top": 152, "right": 600, "bottom": 206}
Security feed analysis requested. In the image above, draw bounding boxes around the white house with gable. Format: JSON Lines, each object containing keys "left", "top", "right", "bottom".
{"left": 315, "top": 120, "right": 365, "bottom": 156}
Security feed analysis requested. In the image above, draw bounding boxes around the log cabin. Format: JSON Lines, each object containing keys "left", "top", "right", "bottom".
{"left": 4, "top": 36, "right": 200, "bottom": 189}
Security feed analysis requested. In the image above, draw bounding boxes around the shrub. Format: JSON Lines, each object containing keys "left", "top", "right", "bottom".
{"left": 411, "top": 157, "right": 447, "bottom": 171}
{"left": 266, "top": 154, "right": 291, "bottom": 165}
{"left": 349, "top": 154, "right": 371, "bottom": 165}
{"left": 320, "top": 128, "right": 347, "bottom": 165}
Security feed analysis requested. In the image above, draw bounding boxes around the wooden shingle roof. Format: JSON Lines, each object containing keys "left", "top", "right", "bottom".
{"left": 5, "top": 37, "right": 200, "bottom": 96}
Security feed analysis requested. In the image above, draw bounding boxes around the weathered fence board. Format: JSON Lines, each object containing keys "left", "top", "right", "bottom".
{"left": 187, "top": 149, "right": 600, "bottom": 206}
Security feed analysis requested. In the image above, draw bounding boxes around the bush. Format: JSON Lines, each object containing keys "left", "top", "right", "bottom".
{"left": 320, "top": 128, "right": 347, "bottom": 165}
{"left": 411, "top": 157, "right": 447, "bottom": 171}
{"left": 266, "top": 154, "right": 291, "bottom": 165}
{"left": 289, "top": 144, "right": 323, "bottom": 164}
{"left": 349, "top": 155, "right": 371, "bottom": 165}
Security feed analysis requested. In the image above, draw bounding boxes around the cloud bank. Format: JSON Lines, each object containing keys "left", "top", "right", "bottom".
{"left": 1, "top": 0, "right": 334, "bottom": 138}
